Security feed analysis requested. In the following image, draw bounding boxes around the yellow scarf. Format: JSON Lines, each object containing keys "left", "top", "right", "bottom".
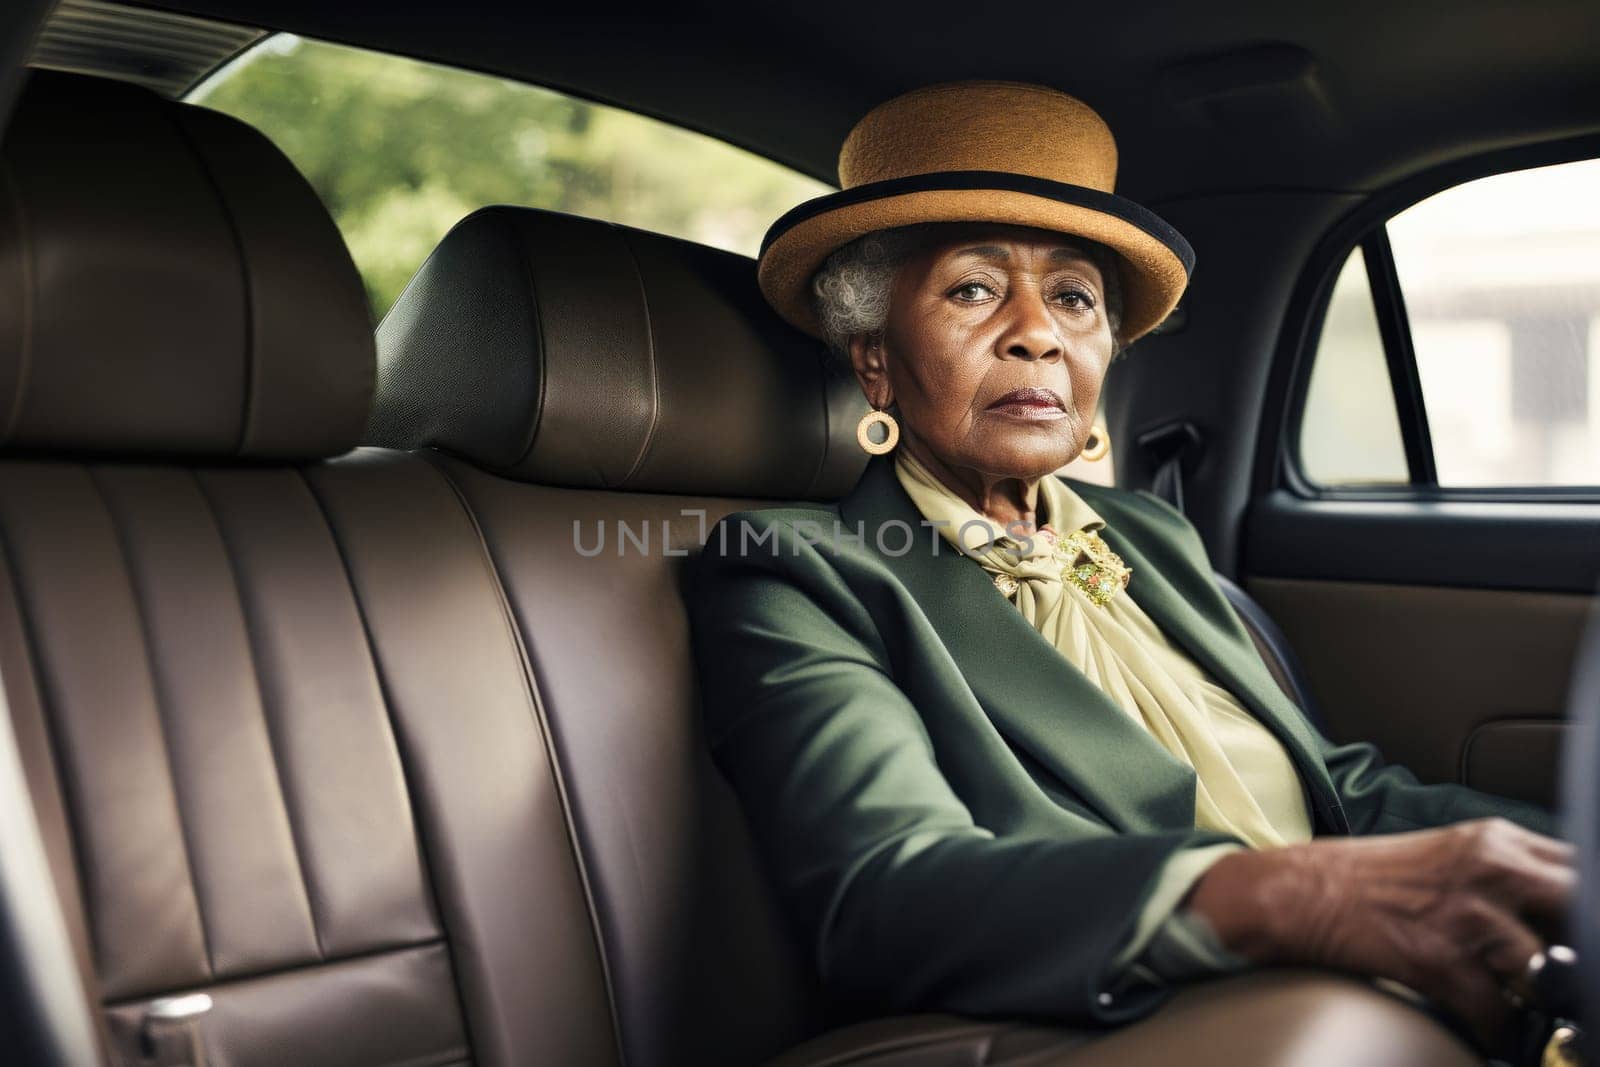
{"left": 894, "top": 449, "right": 1310, "bottom": 850}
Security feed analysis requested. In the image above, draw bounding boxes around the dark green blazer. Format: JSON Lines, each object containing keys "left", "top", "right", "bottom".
{"left": 687, "top": 454, "right": 1559, "bottom": 1028}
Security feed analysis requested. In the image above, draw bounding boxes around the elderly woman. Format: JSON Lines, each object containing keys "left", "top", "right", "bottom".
{"left": 687, "top": 80, "right": 1571, "bottom": 1055}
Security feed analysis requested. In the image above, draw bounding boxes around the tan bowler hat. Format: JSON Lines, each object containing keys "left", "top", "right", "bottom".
{"left": 757, "top": 79, "right": 1193, "bottom": 345}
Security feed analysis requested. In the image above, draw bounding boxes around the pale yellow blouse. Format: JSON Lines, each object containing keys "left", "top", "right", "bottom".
{"left": 893, "top": 448, "right": 1312, "bottom": 847}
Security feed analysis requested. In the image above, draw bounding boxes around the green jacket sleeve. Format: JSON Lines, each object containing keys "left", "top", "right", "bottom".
{"left": 1319, "top": 732, "right": 1561, "bottom": 838}
{"left": 688, "top": 513, "right": 1242, "bottom": 1027}
{"left": 1105, "top": 843, "right": 1247, "bottom": 997}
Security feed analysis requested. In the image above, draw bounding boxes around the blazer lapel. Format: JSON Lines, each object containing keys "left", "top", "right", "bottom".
{"left": 838, "top": 457, "right": 1200, "bottom": 833}
{"left": 1070, "top": 480, "right": 1348, "bottom": 831}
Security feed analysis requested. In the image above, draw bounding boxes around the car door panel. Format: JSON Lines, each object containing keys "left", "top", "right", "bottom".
{"left": 1243, "top": 558, "right": 1593, "bottom": 805}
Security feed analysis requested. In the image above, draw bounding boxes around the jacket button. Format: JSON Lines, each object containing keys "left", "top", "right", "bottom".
{"left": 1097, "top": 992, "right": 1114, "bottom": 1007}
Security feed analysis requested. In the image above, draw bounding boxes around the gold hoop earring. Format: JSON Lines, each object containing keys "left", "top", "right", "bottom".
{"left": 856, "top": 409, "right": 900, "bottom": 455}
{"left": 1081, "top": 422, "right": 1110, "bottom": 462}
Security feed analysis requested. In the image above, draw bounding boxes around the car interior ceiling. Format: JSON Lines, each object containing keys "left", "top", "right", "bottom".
{"left": 0, "top": 1, "right": 1598, "bottom": 1065}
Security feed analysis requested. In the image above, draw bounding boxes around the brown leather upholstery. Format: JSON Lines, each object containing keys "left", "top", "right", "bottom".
{"left": 367, "top": 205, "right": 868, "bottom": 498}
{"left": 0, "top": 455, "right": 623, "bottom": 1066}
{"left": 0, "top": 69, "right": 1486, "bottom": 1067}
{"left": 423, "top": 457, "right": 828, "bottom": 1064}
{"left": 0, "top": 71, "right": 617, "bottom": 1066}
{"left": 0, "top": 70, "right": 373, "bottom": 459}
{"left": 765, "top": 972, "right": 1481, "bottom": 1066}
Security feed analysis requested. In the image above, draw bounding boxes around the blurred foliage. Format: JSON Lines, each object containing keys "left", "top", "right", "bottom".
{"left": 191, "top": 35, "right": 831, "bottom": 322}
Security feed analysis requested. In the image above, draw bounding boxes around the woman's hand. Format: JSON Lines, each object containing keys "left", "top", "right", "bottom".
{"left": 1183, "top": 816, "right": 1576, "bottom": 1049}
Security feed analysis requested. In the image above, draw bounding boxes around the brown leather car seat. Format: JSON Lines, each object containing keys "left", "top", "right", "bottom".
{"left": 367, "top": 207, "right": 1484, "bottom": 1067}
{"left": 369, "top": 205, "right": 866, "bottom": 1065}
{"left": 0, "top": 71, "right": 620, "bottom": 1065}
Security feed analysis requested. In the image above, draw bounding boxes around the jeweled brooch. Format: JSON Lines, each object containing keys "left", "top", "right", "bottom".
{"left": 1027, "top": 525, "right": 1131, "bottom": 607}
{"left": 990, "top": 526, "right": 1132, "bottom": 607}
{"left": 1059, "top": 528, "right": 1130, "bottom": 606}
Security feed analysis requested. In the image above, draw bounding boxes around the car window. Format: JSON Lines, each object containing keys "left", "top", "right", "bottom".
{"left": 188, "top": 34, "right": 832, "bottom": 320}
{"left": 1298, "top": 156, "right": 1600, "bottom": 491}
{"left": 1298, "top": 248, "right": 1409, "bottom": 486}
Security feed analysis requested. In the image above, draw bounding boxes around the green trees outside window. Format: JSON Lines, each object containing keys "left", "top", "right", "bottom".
{"left": 192, "top": 35, "right": 831, "bottom": 321}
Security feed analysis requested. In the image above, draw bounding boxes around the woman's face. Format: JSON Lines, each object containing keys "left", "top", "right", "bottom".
{"left": 852, "top": 222, "right": 1117, "bottom": 483}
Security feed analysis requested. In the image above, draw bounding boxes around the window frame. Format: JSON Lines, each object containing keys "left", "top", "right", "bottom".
{"left": 1271, "top": 130, "right": 1600, "bottom": 504}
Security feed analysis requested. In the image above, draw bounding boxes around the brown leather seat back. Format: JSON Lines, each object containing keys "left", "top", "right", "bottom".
{"left": 369, "top": 206, "right": 869, "bottom": 1065}
{"left": 0, "top": 71, "right": 618, "bottom": 1066}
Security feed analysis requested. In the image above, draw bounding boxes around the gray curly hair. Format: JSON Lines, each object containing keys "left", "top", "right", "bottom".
{"left": 810, "top": 222, "right": 1126, "bottom": 361}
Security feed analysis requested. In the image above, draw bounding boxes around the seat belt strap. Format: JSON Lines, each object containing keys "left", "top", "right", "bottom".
{"left": 1151, "top": 452, "right": 1186, "bottom": 513}
{"left": 1135, "top": 420, "right": 1204, "bottom": 514}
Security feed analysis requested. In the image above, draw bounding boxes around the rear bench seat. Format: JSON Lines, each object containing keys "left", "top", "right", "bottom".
{"left": 0, "top": 71, "right": 616, "bottom": 1066}
{"left": 0, "top": 69, "right": 1481, "bottom": 1067}
{"left": 365, "top": 210, "right": 1482, "bottom": 1067}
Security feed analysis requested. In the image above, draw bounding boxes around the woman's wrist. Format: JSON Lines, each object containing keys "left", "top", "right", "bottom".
{"left": 1180, "top": 846, "right": 1313, "bottom": 966}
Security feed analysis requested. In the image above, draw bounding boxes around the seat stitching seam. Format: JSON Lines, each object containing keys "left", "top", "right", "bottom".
{"left": 0, "top": 488, "right": 106, "bottom": 1006}
{"left": 190, "top": 468, "right": 326, "bottom": 960}
{"left": 614, "top": 225, "right": 661, "bottom": 489}
{"left": 511, "top": 221, "right": 550, "bottom": 471}
{"left": 165, "top": 108, "right": 257, "bottom": 458}
{"left": 85, "top": 465, "right": 217, "bottom": 979}
{"left": 99, "top": 935, "right": 451, "bottom": 1008}
{"left": 419, "top": 451, "right": 628, "bottom": 1066}
{"left": 293, "top": 460, "right": 482, "bottom": 1064}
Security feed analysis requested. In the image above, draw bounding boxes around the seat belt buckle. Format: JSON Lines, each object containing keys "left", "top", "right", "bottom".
{"left": 137, "top": 993, "right": 212, "bottom": 1067}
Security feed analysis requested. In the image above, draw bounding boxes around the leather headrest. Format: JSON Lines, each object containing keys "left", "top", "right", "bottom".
{"left": 0, "top": 70, "right": 374, "bottom": 460}
{"left": 368, "top": 206, "right": 868, "bottom": 499}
